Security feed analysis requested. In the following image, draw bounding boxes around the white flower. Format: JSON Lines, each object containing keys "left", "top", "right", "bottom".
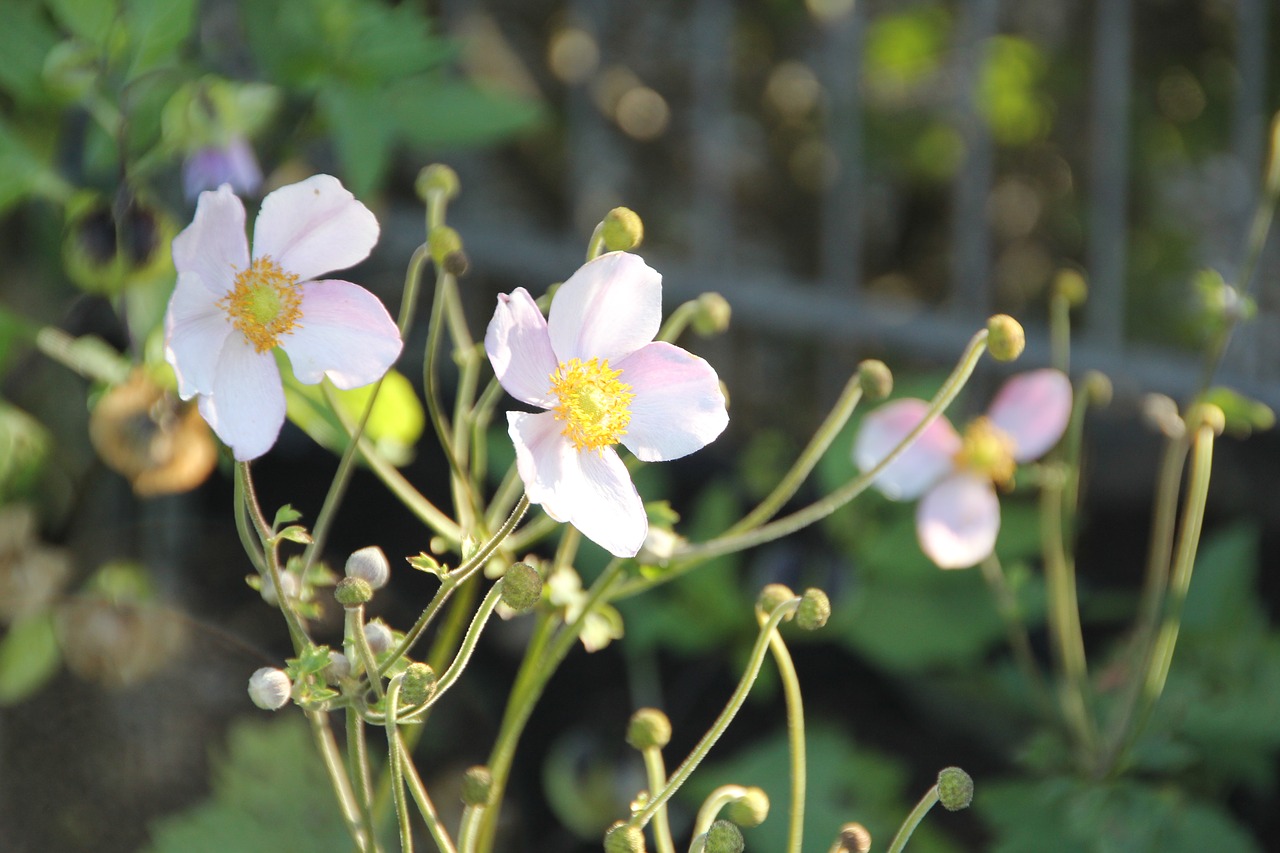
{"left": 164, "top": 175, "right": 402, "bottom": 460}
{"left": 484, "top": 252, "right": 729, "bottom": 557}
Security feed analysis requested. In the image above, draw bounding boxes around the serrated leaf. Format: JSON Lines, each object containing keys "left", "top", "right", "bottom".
{"left": 272, "top": 504, "right": 303, "bottom": 528}
{"left": 0, "top": 612, "right": 61, "bottom": 705}
{"left": 274, "top": 525, "right": 313, "bottom": 545}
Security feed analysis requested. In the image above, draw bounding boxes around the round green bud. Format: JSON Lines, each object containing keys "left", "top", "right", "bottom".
{"left": 461, "top": 765, "right": 493, "bottom": 807}
{"left": 602, "top": 207, "right": 644, "bottom": 251}
{"left": 400, "top": 662, "right": 437, "bottom": 705}
{"left": 936, "top": 766, "right": 974, "bottom": 811}
{"left": 857, "top": 359, "right": 893, "bottom": 401}
{"left": 626, "top": 707, "right": 672, "bottom": 750}
{"left": 500, "top": 562, "right": 543, "bottom": 613}
{"left": 428, "top": 225, "right": 468, "bottom": 276}
{"left": 1083, "top": 370, "right": 1113, "bottom": 407}
{"left": 334, "top": 576, "right": 373, "bottom": 608}
{"left": 603, "top": 821, "right": 646, "bottom": 853}
{"left": 723, "top": 787, "right": 769, "bottom": 828}
{"left": 796, "top": 588, "right": 831, "bottom": 631}
{"left": 248, "top": 667, "right": 292, "bottom": 711}
{"left": 1053, "top": 269, "right": 1088, "bottom": 307}
{"left": 416, "top": 164, "right": 460, "bottom": 202}
{"left": 985, "top": 314, "right": 1025, "bottom": 362}
{"left": 345, "top": 545, "right": 390, "bottom": 589}
{"left": 837, "top": 822, "right": 872, "bottom": 853}
{"left": 692, "top": 292, "right": 732, "bottom": 336}
{"left": 703, "top": 820, "right": 744, "bottom": 853}
{"left": 1188, "top": 402, "right": 1226, "bottom": 436}
{"left": 757, "top": 583, "right": 795, "bottom": 617}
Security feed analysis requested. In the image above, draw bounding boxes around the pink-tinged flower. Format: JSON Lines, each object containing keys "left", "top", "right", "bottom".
{"left": 164, "top": 175, "right": 403, "bottom": 461}
{"left": 183, "top": 135, "right": 263, "bottom": 200}
{"left": 485, "top": 252, "right": 729, "bottom": 557}
{"left": 853, "top": 369, "right": 1073, "bottom": 569}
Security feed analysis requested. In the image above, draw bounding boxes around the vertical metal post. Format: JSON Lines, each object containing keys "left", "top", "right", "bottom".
{"left": 690, "top": 0, "right": 735, "bottom": 269}
{"left": 818, "top": 4, "right": 865, "bottom": 295}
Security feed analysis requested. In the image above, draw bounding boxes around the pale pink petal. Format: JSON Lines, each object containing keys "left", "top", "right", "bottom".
{"left": 164, "top": 271, "right": 233, "bottom": 399}
{"left": 916, "top": 472, "right": 1001, "bottom": 569}
{"left": 508, "top": 411, "right": 647, "bottom": 557}
{"left": 548, "top": 252, "right": 661, "bottom": 363}
{"left": 987, "top": 369, "right": 1073, "bottom": 461}
{"left": 485, "top": 288, "right": 559, "bottom": 408}
{"left": 252, "top": 175, "right": 378, "bottom": 281}
{"left": 197, "top": 337, "right": 286, "bottom": 461}
{"left": 171, "top": 184, "right": 249, "bottom": 296}
{"left": 853, "top": 399, "right": 962, "bottom": 500}
{"left": 280, "top": 280, "right": 402, "bottom": 388}
{"left": 615, "top": 341, "right": 728, "bottom": 462}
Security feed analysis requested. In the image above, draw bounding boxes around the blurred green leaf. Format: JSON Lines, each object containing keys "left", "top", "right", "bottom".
{"left": 0, "top": 612, "right": 61, "bottom": 705}
{"left": 0, "top": 400, "right": 52, "bottom": 502}
{"left": 980, "top": 36, "right": 1051, "bottom": 145}
{"left": 283, "top": 366, "right": 424, "bottom": 466}
{"left": 123, "top": 0, "right": 196, "bottom": 80}
{"left": 318, "top": 83, "right": 395, "bottom": 197}
{"left": 0, "top": 1, "right": 59, "bottom": 102}
{"left": 0, "top": 117, "right": 69, "bottom": 212}
{"left": 44, "top": 0, "right": 121, "bottom": 50}
{"left": 146, "top": 716, "right": 359, "bottom": 853}
{"left": 390, "top": 79, "right": 543, "bottom": 149}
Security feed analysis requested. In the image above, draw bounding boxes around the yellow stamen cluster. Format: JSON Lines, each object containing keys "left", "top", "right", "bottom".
{"left": 954, "top": 417, "right": 1017, "bottom": 488}
{"left": 217, "top": 255, "right": 303, "bottom": 353}
{"left": 550, "top": 357, "right": 634, "bottom": 452}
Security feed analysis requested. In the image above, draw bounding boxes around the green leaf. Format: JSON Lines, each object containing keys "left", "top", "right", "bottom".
{"left": 0, "top": 1, "right": 59, "bottom": 102}
{"left": 0, "top": 612, "right": 61, "bottom": 705}
{"left": 0, "top": 117, "right": 69, "bottom": 213}
{"left": 274, "top": 525, "right": 313, "bottom": 545}
{"left": 44, "top": 0, "right": 122, "bottom": 50}
{"left": 283, "top": 365, "right": 424, "bottom": 466}
{"left": 317, "top": 82, "right": 395, "bottom": 197}
{"left": 272, "top": 504, "right": 303, "bottom": 528}
{"left": 391, "top": 79, "right": 542, "bottom": 149}
{"left": 0, "top": 400, "right": 53, "bottom": 503}
{"left": 123, "top": 0, "right": 196, "bottom": 80}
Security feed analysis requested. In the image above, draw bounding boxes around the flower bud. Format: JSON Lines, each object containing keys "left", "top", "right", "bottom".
{"left": 417, "top": 164, "right": 460, "bottom": 202}
{"left": 857, "top": 359, "right": 893, "bottom": 401}
{"left": 364, "top": 619, "right": 394, "bottom": 655}
{"left": 501, "top": 562, "right": 543, "bottom": 613}
{"left": 327, "top": 651, "right": 351, "bottom": 681}
{"left": 692, "top": 292, "right": 732, "bottom": 336}
{"left": 602, "top": 207, "right": 644, "bottom": 251}
{"left": 1083, "top": 370, "right": 1112, "bottom": 407}
{"left": 795, "top": 588, "right": 831, "bottom": 631}
{"left": 345, "top": 546, "right": 390, "bottom": 589}
{"left": 603, "top": 822, "right": 646, "bottom": 853}
{"left": 836, "top": 822, "right": 872, "bottom": 853}
{"left": 985, "top": 314, "right": 1025, "bottom": 362}
{"left": 461, "top": 765, "right": 493, "bottom": 807}
{"left": 936, "top": 766, "right": 973, "bottom": 811}
{"left": 248, "top": 667, "right": 292, "bottom": 710}
{"left": 1053, "top": 269, "right": 1088, "bottom": 307}
{"left": 428, "top": 225, "right": 469, "bottom": 276}
{"left": 723, "top": 787, "right": 769, "bottom": 828}
{"left": 400, "top": 662, "right": 437, "bottom": 705}
{"left": 626, "top": 707, "right": 672, "bottom": 750}
{"left": 703, "top": 820, "right": 744, "bottom": 853}
{"left": 1142, "top": 394, "right": 1185, "bottom": 439}
{"left": 757, "top": 583, "right": 795, "bottom": 617}
{"left": 334, "top": 576, "right": 373, "bottom": 608}
{"left": 1187, "top": 402, "right": 1226, "bottom": 436}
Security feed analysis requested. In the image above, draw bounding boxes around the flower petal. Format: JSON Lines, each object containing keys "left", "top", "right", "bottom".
{"left": 615, "top": 341, "right": 728, "bottom": 462}
{"left": 485, "top": 288, "right": 558, "bottom": 408}
{"left": 197, "top": 336, "right": 286, "bottom": 461}
{"left": 164, "top": 271, "right": 233, "bottom": 399}
{"left": 171, "top": 184, "right": 249, "bottom": 296}
{"left": 916, "top": 472, "right": 1001, "bottom": 569}
{"left": 548, "top": 252, "right": 661, "bottom": 363}
{"left": 853, "top": 399, "right": 961, "bottom": 500}
{"left": 279, "top": 280, "right": 403, "bottom": 388}
{"left": 508, "top": 411, "right": 647, "bottom": 557}
{"left": 987, "top": 369, "right": 1073, "bottom": 461}
{"left": 252, "top": 175, "right": 378, "bottom": 281}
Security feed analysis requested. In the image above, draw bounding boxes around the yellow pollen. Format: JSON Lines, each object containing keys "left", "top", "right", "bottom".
{"left": 550, "top": 357, "right": 635, "bottom": 452}
{"left": 955, "top": 417, "right": 1017, "bottom": 488}
{"left": 217, "top": 255, "right": 303, "bottom": 353}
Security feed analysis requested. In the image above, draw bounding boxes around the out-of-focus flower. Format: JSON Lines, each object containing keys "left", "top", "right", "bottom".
{"left": 163, "top": 175, "right": 402, "bottom": 460}
{"left": 484, "top": 252, "right": 728, "bottom": 557}
{"left": 546, "top": 566, "right": 623, "bottom": 652}
{"left": 62, "top": 193, "right": 175, "bottom": 296}
{"left": 183, "top": 135, "right": 263, "bottom": 200}
{"left": 0, "top": 504, "right": 71, "bottom": 624}
{"left": 854, "top": 369, "right": 1072, "bottom": 569}
{"left": 89, "top": 370, "right": 217, "bottom": 495}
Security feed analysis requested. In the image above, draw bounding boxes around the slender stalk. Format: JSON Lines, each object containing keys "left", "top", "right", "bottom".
{"left": 978, "top": 554, "right": 1054, "bottom": 718}
{"left": 690, "top": 785, "right": 749, "bottom": 840}
{"left": 398, "top": 740, "right": 457, "bottom": 853}
{"left": 347, "top": 707, "right": 380, "bottom": 852}
{"left": 384, "top": 676, "right": 414, "bottom": 853}
{"left": 641, "top": 747, "right": 676, "bottom": 853}
{"left": 346, "top": 605, "right": 385, "bottom": 701}
{"left": 765, "top": 616, "right": 806, "bottom": 853}
{"left": 885, "top": 784, "right": 940, "bottom": 853}
{"left": 656, "top": 299, "right": 701, "bottom": 343}
{"left": 237, "top": 463, "right": 309, "bottom": 652}
{"left": 307, "top": 710, "right": 372, "bottom": 853}
{"left": 585, "top": 222, "right": 605, "bottom": 260}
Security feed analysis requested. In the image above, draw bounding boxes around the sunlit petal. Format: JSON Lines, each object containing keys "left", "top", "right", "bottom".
{"left": 252, "top": 174, "right": 378, "bottom": 281}
{"left": 171, "top": 184, "right": 248, "bottom": 296}
{"left": 854, "top": 399, "right": 961, "bottom": 500}
{"left": 548, "top": 252, "right": 661, "bottom": 363}
{"left": 485, "top": 288, "right": 559, "bottom": 408}
{"left": 916, "top": 472, "right": 1001, "bottom": 569}
{"left": 281, "top": 280, "right": 402, "bottom": 388}
{"left": 198, "top": 337, "right": 286, "bottom": 461}
{"left": 164, "top": 271, "right": 232, "bottom": 399}
{"left": 616, "top": 342, "right": 728, "bottom": 462}
{"left": 988, "top": 369, "right": 1073, "bottom": 461}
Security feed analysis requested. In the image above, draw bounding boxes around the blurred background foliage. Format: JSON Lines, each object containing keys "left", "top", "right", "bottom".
{"left": 3, "top": 1, "right": 1280, "bottom": 851}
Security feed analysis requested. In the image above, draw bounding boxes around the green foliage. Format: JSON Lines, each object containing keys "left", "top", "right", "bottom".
{"left": 0, "top": 401, "right": 52, "bottom": 503}
{"left": 283, "top": 365, "right": 425, "bottom": 466}
{"left": 0, "top": 2, "right": 59, "bottom": 103}
{"left": 0, "top": 612, "right": 61, "bottom": 705}
{"left": 146, "top": 716, "right": 358, "bottom": 853}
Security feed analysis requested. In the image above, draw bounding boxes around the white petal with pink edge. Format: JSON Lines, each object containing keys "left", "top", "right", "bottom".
{"left": 854, "top": 399, "right": 961, "bottom": 500}
{"left": 252, "top": 175, "right": 379, "bottom": 282}
{"left": 165, "top": 271, "right": 233, "bottom": 399}
{"left": 281, "top": 280, "right": 403, "bottom": 388}
{"left": 485, "top": 288, "right": 559, "bottom": 408}
{"left": 616, "top": 341, "right": 728, "bottom": 462}
{"left": 915, "top": 472, "right": 1001, "bottom": 569}
{"left": 508, "top": 411, "right": 647, "bottom": 557}
{"left": 198, "top": 337, "right": 287, "bottom": 461}
{"left": 548, "top": 252, "right": 661, "bottom": 364}
{"left": 171, "top": 184, "right": 249, "bottom": 296}
{"left": 987, "top": 369, "right": 1073, "bottom": 461}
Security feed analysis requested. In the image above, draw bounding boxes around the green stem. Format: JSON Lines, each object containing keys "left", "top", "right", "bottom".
{"left": 398, "top": 739, "right": 457, "bottom": 853}
{"left": 656, "top": 299, "right": 701, "bottom": 343}
{"left": 346, "top": 605, "right": 385, "bottom": 701}
{"left": 236, "top": 463, "right": 309, "bottom": 653}
{"left": 585, "top": 222, "right": 606, "bottom": 261}
{"left": 690, "top": 785, "right": 749, "bottom": 840}
{"left": 765, "top": 616, "right": 806, "bottom": 853}
{"left": 347, "top": 707, "right": 381, "bottom": 852}
{"left": 978, "top": 554, "right": 1054, "bottom": 719}
{"left": 32, "top": 327, "right": 131, "bottom": 384}
{"left": 384, "top": 676, "right": 414, "bottom": 853}
{"left": 641, "top": 747, "right": 676, "bottom": 853}
{"left": 885, "top": 784, "right": 940, "bottom": 853}
{"left": 307, "top": 710, "right": 372, "bottom": 852}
